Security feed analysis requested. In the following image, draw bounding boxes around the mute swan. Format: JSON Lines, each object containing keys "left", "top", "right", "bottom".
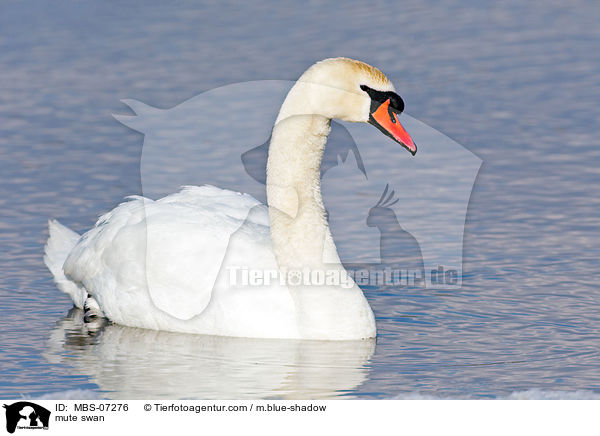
{"left": 44, "top": 58, "right": 416, "bottom": 340}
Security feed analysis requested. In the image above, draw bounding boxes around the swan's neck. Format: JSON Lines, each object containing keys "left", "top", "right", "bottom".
{"left": 266, "top": 114, "right": 338, "bottom": 270}
{"left": 265, "top": 99, "right": 376, "bottom": 339}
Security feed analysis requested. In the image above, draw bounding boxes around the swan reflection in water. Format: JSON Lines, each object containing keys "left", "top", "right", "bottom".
{"left": 45, "top": 309, "right": 375, "bottom": 399}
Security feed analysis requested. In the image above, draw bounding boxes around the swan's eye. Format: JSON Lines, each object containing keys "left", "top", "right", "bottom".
{"left": 360, "top": 85, "right": 405, "bottom": 114}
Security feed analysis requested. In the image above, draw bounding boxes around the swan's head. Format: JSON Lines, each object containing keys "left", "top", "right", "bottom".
{"left": 282, "top": 57, "right": 416, "bottom": 155}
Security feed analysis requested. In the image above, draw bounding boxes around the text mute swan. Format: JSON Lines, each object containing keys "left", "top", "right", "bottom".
{"left": 44, "top": 58, "right": 416, "bottom": 340}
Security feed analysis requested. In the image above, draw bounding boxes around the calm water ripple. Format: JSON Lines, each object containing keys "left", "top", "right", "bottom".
{"left": 1, "top": 0, "right": 599, "bottom": 399}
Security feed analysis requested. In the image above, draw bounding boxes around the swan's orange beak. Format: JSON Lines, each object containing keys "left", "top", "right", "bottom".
{"left": 369, "top": 99, "right": 417, "bottom": 155}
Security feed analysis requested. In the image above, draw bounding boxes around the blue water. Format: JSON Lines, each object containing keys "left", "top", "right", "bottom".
{"left": 1, "top": 0, "right": 600, "bottom": 399}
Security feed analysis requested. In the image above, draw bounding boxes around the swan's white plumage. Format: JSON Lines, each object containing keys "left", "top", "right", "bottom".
{"left": 44, "top": 219, "right": 87, "bottom": 309}
{"left": 49, "top": 186, "right": 301, "bottom": 338}
{"left": 44, "top": 58, "right": 398, "bottom": 340}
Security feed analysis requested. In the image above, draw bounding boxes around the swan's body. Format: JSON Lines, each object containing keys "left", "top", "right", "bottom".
{"left": 46, "top": 187, "right": 302, "bottom": 338}
{"left": 45, "top": 58, "right": 416, "bottom": 340}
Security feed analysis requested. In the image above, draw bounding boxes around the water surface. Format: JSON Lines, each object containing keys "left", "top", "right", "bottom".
{"left": 1, "top": 0, "right": 599, "bottom": 399}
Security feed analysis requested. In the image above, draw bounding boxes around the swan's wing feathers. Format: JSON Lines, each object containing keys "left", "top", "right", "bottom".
{"left": 63, "top": 186, "right": 268, "bottom": 323}
{"left": 165, "top": 185, "right": 266, "bottom": 218}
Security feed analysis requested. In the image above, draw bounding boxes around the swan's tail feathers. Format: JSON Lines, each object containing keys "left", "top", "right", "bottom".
{"left": 44, "top": 219, "right": 87, "bottom": 309}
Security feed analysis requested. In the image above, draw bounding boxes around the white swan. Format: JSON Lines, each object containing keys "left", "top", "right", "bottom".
{"left": 44, "top": 58, "right": 416, "bottom": 340}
